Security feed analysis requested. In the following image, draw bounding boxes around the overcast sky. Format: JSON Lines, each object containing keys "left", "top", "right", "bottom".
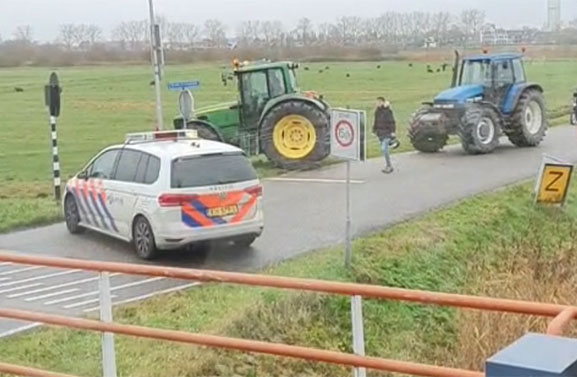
{"left": 2, "top": 0, "right": 577, "bottom": 41}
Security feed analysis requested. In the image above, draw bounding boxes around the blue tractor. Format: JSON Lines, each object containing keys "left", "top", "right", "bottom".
{"left": 409, "top": 52, "right": 548, "bottom": 154}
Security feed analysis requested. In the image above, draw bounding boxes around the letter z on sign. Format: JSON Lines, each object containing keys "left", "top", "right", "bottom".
{"left": 537, "top": 163, "right": 573, "bottom": 205}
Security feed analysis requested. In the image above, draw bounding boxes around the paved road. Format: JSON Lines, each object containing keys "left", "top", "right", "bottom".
{"left": 1, "top": 126, "right": 576, "bottom": 336}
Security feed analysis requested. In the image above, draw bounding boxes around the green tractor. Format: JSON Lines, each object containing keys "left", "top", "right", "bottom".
{"left": 174, "top": 60, "right": 330, "bottom": 170}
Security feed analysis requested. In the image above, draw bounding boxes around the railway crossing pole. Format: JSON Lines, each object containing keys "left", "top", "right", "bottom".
{"left": 330, "top": 108, "right": 367, "bottom": 377}
{"left": 44, "top": 72, "right": 62, "bottom": 202}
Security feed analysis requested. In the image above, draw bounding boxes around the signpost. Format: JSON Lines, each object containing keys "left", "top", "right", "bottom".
{"left": 535, "top": 155, "right": 573, "bottom": 206}
{"left": 44, "top": 72, "right": 62, "bottom": 202}
{"left": 330, "top": 108, "right": 367, "bottom": 377}
{"left": 168, "top": 81, "right": 201, "bottom": 92}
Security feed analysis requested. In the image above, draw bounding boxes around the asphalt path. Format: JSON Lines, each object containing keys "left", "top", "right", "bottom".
{"left": 1, "top": 125, "right": 576, "bottom": 337}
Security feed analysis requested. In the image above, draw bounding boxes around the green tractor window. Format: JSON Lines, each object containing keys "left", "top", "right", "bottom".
{"left": 269, "top": 69, "right": 286, "bottom": 97}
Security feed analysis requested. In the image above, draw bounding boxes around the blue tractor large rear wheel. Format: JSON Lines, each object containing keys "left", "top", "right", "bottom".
{"left": 507, "top": 89, "right": 547, "bottom": 147}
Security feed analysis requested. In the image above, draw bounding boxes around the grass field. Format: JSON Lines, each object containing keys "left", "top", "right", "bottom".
{"left": 0, "top": 59, "right": 576, "bottom": 231}
{"left": 1, "top": 179, "right": 576, "bottom": 377}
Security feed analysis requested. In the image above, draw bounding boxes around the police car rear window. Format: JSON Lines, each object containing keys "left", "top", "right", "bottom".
{"left": 171, "top": 153, "right": 257, "bottom": 188}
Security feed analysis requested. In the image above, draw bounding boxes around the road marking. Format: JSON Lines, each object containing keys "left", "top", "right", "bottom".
{"left": 44, "top": 277, "right": 165, "bottom": 306}
{"left": 267, "top": 177, "right": 365, "bottom": 184}
{"left": 25, "top": 288, "right": 80, "bottom": 302}
{"left": 0, "top": 269, "right": 82, "bottom": 288}
{"left": 0, "top": 283, "right": 43, "bottom": 295}
{"left": 0, "top": 266, "right": 44, "bottom": 276}
{"left": 65, "top": 296, "right": 117, "bottom": 309}
{"left": 84, "top": 282, "right": 200, "bottom": 313}
{"left": 0, "top": 262, "right": 13, "bottom": 267}
{"left": 7, "top": 273, "right": 122, "bottom": 298}
{"left": 0, "top": 323, "right": 41, "bottom": 339}
{"left": 0, "top": 278, "right": 10, "bottom": 282}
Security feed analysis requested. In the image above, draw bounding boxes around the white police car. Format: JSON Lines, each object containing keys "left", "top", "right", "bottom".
{"left": 63, "top": 130, "right": 264, "bottom": 259}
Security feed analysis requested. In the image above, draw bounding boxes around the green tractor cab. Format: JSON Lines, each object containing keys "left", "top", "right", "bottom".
{"left": 409, "top": 51, "right": 548, "bottom": 154}
{"left": 174, "top": 60, "right": 331, "bottom": 170}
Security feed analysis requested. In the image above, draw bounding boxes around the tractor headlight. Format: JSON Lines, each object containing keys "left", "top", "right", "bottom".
{"left": 434, "top": 103, "right": 455, "bottom": 109}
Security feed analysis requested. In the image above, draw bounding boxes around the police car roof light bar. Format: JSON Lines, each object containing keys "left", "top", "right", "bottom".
{"left": 125, "top": 130, "right": 199, "bottom": 145}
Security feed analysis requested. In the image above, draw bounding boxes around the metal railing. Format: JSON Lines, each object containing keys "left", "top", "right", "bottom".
{"left": 0, "top": 251, "right": 575, "bottom": 377}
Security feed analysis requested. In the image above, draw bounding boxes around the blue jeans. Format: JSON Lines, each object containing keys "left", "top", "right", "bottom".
{"left": 381, "top": 138, "right": 392, "bottom": 168}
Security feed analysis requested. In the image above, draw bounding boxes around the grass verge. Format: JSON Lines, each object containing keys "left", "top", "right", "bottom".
{"left": 2, "top": 178, "right": 577, "bottom": 377}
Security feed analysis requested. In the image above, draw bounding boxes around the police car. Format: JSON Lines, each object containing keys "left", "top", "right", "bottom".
{"left": 63, "top": 130, "right": 264, "bottom": 259}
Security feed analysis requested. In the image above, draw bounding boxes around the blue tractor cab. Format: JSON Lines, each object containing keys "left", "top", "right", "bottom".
{"left": 409, "top": 51, "right": 548, "bottom": 154}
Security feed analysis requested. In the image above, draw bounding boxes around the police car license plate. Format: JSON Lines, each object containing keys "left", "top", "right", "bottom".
{"left": 208, "top": 205, "right": 239, "bottom": 218}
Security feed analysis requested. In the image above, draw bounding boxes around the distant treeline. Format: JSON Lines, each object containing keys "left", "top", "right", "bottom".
{"left": 1, "top": 10, "right": 577, "bottom": 67}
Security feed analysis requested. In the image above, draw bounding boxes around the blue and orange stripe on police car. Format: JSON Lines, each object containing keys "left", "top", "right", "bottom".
{"left": 181, "top": 189, "right": 258, "bottom": 229}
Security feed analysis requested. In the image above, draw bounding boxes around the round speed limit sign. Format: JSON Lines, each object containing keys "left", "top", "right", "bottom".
{"left": 335, "top": 120, "right": 355, "bottom": 148}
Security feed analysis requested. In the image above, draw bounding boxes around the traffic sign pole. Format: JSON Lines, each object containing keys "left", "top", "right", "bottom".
{"left": 148, "top": 0, "right": 164, "bottom": 130}
{"left": 345, "top": 160, "right": 352, "bottom": 269}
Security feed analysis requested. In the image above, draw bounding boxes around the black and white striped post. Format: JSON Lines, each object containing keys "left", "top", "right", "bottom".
{"left": 45, "top": 72, "right": 62, "bottom": 201}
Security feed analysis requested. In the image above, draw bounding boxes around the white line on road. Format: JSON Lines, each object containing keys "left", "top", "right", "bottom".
{"left": 64, "top": 296, "right": 117, "bottom": 309}
{"left": 0, "top": 269, "right": 82, "bottom": 288}
{"left": 0, "top": 278, "right": 10, "bottom": 282}
{"left": 0, "top": 262, "right": 13, "bottom": 267}
{"left": 84, "top": 282, "right": 200, "bottom": 313}
{"left": 266, "top": 177, "right": 365, "bottom": 184}
{"left": 25, "top": 288, "right": 80, "bottom": 302}
{"left": 0, "top": 283, "right": 43, "bottom": 295}
{"left": 0, "top": 323, "right": 41, "bottom": 339}
{"left": 7, "top": 273, "right": 122, "bottom": 298}
{"left": 0, "top": 266, "right": 44, "bottom": 276}
{"left": 45, "top": 277, "right": 165, "bottom": 306}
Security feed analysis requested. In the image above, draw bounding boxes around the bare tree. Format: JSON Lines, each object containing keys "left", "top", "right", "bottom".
{"left": 13, "top": 25, "right": 33, "bottom": 42}
{"left": 460, "top": 9, "right": 486, "bottom": 47}
{"left": 261, "top": 21, "right": 283, "bottom": 46}
{"left": 166, "top": 22, "right": 186, "bottom": 49}
{"left": 58, "top": 24, "right": 76, "bottom": 49}
{"left": 238, "top": 20, "right": 261, "bottom": 45}
{"left": 204, "top": 19, "right": 227, "bottom": 47}
{"left": 85, "top": 24, "right": 102, "bottom": 45}
{"left": 182, "top": 24, "right": 200, "bottom": 48}
{"left": 113, "top": 20, "right": 148, "bottom": 50}
{"left": 295, "top": 18, "right": 314, "bottom": 46}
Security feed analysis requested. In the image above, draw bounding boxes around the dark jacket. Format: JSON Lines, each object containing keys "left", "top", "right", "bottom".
{"left": 373, "top": 105, "right": 396, "bottom": 140}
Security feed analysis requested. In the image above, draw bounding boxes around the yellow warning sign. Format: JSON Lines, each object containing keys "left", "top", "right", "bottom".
{"left": 536, "top": 163, "right": 573, "bottom": 205}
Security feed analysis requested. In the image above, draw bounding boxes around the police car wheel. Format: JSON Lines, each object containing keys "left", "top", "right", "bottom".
{"left": 64, "top": 196, "right": 85, "bottom": 235}
{"left": 233, "top": 234, "right": 257, "bottom": 248}
{"left": 133, "top": 217, "right": 158, "bottom": 260}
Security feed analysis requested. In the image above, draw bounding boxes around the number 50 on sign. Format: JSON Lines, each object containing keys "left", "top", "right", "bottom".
{"left": 535, "top": 156, "right": 574, "bottom": 206}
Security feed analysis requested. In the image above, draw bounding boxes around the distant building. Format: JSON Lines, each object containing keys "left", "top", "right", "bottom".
{"left": 481, "top": 24, "right": 540, "bottom": 46}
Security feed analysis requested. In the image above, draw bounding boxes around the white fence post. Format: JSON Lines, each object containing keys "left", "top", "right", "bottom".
{"left": 351, "top": 295, "right": 366, "bottom": 377}
{"left": 99, "top": 272, "right": 118, "bottom": 377}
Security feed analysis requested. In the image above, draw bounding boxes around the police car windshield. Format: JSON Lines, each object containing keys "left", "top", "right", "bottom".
{"left": 171, "top": 153, "right": 257, "bottom": 188}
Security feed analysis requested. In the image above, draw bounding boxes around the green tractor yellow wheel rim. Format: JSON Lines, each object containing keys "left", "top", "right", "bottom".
{"left": 273, "top": 115, "right": 317, "bottom": 159}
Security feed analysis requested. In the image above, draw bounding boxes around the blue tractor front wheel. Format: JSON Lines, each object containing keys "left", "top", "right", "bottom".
{"left": 459, "top": 105, "right": 501, "bottom": 155}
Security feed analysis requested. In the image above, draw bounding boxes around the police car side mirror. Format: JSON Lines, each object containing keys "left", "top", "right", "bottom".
{"left": 77, "top": 171, "right": 88, "bottom": 180}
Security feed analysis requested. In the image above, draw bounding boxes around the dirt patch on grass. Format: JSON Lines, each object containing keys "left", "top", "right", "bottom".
{"left": 70, "top": 99, "right": 153, "bottom": 112}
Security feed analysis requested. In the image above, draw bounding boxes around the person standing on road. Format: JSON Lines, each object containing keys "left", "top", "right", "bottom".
{"left": 373, "top": 97, "right": 397, "bottom": 174}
